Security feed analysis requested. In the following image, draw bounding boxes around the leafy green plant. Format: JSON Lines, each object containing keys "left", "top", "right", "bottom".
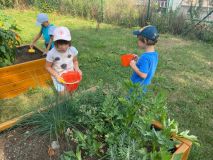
{"left": 60, "top": 149, "right": 82, "bottom": 160}
{"left": 34, "top": 0, "right": 60, "bottom": 13}
{"left": 62, "top": 82, "right": 198, "bottom": 159}
{"left": 20, "top": 82, "right": 198, "bottom": 159}
{"left": 0, "top": 0, "right": 14, "bottom": 8}
{"left": 0, "top": 11, "right": 20, "bottom": 66}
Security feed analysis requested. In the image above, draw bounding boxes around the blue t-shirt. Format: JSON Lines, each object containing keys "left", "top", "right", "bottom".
{"left": 41, "top": 24, "right": 55, "bottom": 48}
{"left": 131, "top": 51, "right": 158, "bottom": 88}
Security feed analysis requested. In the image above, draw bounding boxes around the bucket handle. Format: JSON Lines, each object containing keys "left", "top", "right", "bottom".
{"left": 63, "top": 80, "right": 80, "bottom": 85}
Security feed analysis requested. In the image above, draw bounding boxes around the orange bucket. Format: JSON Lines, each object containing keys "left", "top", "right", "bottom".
{"left": 61, "top": 71, "right": 81, "bottom": 92}
{"left": 120, "top": 54, "right": 135, "bottom": 67}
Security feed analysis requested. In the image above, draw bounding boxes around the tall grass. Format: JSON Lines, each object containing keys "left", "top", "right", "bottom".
{"left": 1, "top": 0, "right": 213, "bottom": 42}
{"left": 104, "top": 0, "right": 139, "bottom": 27}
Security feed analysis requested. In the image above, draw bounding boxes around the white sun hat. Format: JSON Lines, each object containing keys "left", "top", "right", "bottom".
{"left": 53, "top": 27, "right": 71, "bottom": 42}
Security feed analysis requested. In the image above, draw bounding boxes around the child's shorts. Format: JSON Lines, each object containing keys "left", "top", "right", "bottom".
{"left": 52, "top": 76, "right": 65, "bottom": 92}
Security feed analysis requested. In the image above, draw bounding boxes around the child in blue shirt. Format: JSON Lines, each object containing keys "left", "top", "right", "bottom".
{"left": 130, "top": 25, "right": 159, "bottom": 92}
{"left": 30, "top": 13, "right": 55, "bottom": 55}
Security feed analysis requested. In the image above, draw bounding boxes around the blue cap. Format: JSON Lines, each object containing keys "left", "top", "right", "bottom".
{"left": 133, "top": 25, "right": 159, "bottom": 41}
{"left": 36, "top": 13, "right": 49, "bottom": 26}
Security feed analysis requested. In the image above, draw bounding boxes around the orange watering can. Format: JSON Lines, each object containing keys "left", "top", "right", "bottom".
{"left": 120, "top": 54, "right": 137, "bottom": 67}
{"left": 61, "top": 71, "right": 82, "bottom": 92}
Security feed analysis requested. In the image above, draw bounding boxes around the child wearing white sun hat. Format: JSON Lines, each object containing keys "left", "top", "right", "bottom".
{"left": 45, "top": 27, "right": 82, "bottom": 94}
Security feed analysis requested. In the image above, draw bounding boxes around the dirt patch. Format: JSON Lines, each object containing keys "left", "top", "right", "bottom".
{"left": 0, "top": 126, "right": 65, "bottom": 160}
{"left": 1, "top": 128, "right": 51, "bottom": 160}
{"left": 0, "top": 126, "right": 97, "bottom": 160}
{"left": 14, "top": 45, "right": 44, "bottom": 64}
{"left": 0, "top": 136, "right": 6, "bottom": 160}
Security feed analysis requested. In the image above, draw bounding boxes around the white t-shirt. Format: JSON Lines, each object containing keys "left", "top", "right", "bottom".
{"left": 46, "top": 46, "right": 78, "bottom": 74}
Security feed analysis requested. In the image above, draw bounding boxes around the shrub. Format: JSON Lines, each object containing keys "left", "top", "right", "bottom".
{"left": 191, "top": 23, "right": 213, "bottom": 43}
{"left": 151, "top": 11, "right": 190, "bottom": 35}
{"left": 104, "top": 0, "right": 139, "bottom": 27}
{"left": 0, "top": 0, "right": 14, "bottom": 8}
{"left": 0, "top": 11, "right": 20, "bottom": 66}
{"left": 34, "top": 0, "right": 60, "bottom": 13}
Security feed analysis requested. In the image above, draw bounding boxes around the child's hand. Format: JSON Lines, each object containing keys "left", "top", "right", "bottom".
{"left": 30, "top": 43, "right": 35, "bottom": 49}
{"left": 130, "top": 60, "right": 137, "bottom": 68}
{"left": 56, "top": 76, "right": 65, "bottom": 84}
{"left": 43, "top": 50, "right": 48, "bottom": 56}
{"left": 133, "top": 54, "right": 138, "bottom": 61}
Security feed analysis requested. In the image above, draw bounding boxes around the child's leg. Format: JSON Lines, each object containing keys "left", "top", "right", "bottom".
{"left": 52, "top": 77, "right": 66, "bottom": 95}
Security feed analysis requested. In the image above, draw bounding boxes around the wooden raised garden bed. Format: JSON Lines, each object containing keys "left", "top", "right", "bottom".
{"left": 0, "top": 45, "right": 51, "bottom": 99}
{"left": 152, "top": 121, "right": 193, "bottom": 160}
{"left": 172, "top": 136, "right": 192, "bottom": 160}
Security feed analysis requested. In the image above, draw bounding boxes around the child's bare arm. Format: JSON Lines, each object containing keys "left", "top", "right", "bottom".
{"left": 45, "top": 36, "right": 53, "bottom": 54}
{"left": 73, "top": 56, "right": 82, "bottom": 76}
{"left": 45, "top": 61, "right": 61, "bottom": 80}
{"left": 130, "top": 60, "right": 147, "bottom": 79}
{"left": 31, "top": 31, "right": 42, "bottom": 47}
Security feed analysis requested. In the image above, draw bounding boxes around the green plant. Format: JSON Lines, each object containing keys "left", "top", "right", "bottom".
{"left": 61, "top": 82, "right": 198, "bottom": 159}
{"left": 60, "top": 149, "right": 82, "bottom": 160}
{"left": 19, "top": 96, "right": 82, "bottom": 139}
{"left": 0, "top": 11, "right": 20, "bottom": 66}
{"left": 34, "top": 0, "right": 60, "bottom": 13}
{"left": 18, "top": 81, "right": 199, "bottom": 159}
{"left": 0, "top": 0, "right": 14, "bottom": 8}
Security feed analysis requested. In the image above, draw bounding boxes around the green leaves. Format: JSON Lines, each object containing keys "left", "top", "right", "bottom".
{"left": 60, "top": 150, "right": 82, "bottom": 160}
{"left": 34, "top": 0, "right": 60, "bottom": 13}
{"left": 172, "top": 153, "right": 183, "bottom": 160}
{"left": 178, "top": 130, "right": 200, "bottom": 146}
{"left": 0, "top": 11, "right": 20, "bottom": 65}
{"left": 0, "top": 46, "right": 6, "bottom": 53}
{"left": 21, "top": 83, "right": 198, "bottom": 159}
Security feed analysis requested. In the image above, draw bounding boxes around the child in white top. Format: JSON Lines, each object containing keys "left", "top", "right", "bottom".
{"left": 46, "top": 27, "right": 82, "bottom": 94}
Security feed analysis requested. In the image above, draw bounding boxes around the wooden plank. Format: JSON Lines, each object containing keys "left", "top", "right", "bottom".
{"left": 0, "top": 79, "right": 51, "bottom": 99}
{"left": 172, "top": 143, "right": 190, "bottom": 160}
{"left": 38, "top": 74, "right": 51, "bottom": 82}
{"left": 0, "top": 74, "right": 51, "bottom": 99}
{"left": 0, "top": 85, "right": 34, "bottom": 99}
{"left": 0, "top": 71, "right": 30, "bottom": 86}
{"left": 0, "top": 59, "right": 46, "bottom": 77}
{"left": 173, "top": 136, "right": 193, "bottom": 147}
{"left": 0, "top": 102, "right": 59, "bottom": 132}
{"left": 0, "top": 116, "right": 23, "bottom": 133}
{"left": 0, "top": 87, "right": 31, "bottom": 99}
{"left": 34, "top": 67, "right": 49, "bottom": 75}
{"left": 0, "top": 111, "right": 34, "bottom": 133}
{"left": 0, "top": 46, "right": 50, "bottom": 98}
{"left": 0, "top": 78, "right": 37, "bottom": 95}
{"left": 0, "top": 68, "right": 48, "bottom": 86}
{"left": 38, "top": 74, "right": 52, "bottom": 86}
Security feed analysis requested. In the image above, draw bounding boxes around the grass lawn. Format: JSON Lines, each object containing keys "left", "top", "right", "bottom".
{"left": 0, "top": 9, "right": 213, "bottom": 160}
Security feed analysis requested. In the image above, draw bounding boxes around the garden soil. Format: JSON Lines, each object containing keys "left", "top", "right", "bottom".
{"left": 14, "top": 46, "right": 44, "bottom": 64}
{"left": 0, "top": 127, "right": 97, "bottom": 160}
